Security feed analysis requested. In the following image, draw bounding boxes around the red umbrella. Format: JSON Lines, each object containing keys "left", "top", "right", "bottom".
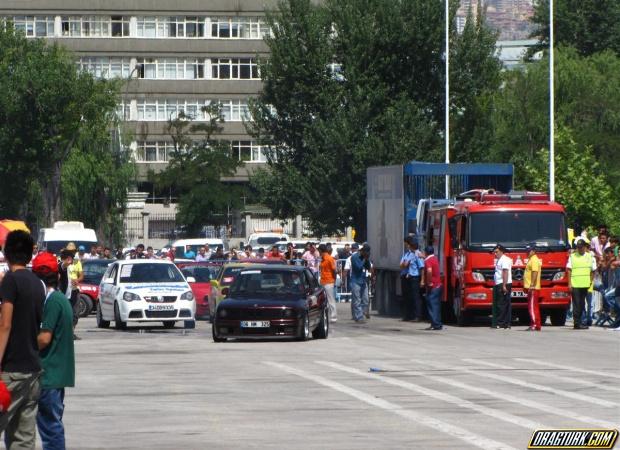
{"left": 0, "top": 220, "right": 30, "bottom": 248}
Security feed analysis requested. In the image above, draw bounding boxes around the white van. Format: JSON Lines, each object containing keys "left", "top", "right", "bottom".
{"left": 38, "top": 221, "right": 98, "bottom": 254}
{"left": 171, "top": 238, "right": 226, "bottom": 258}
{"left": 247, "top": 233, "right": 290, "bottom": 250}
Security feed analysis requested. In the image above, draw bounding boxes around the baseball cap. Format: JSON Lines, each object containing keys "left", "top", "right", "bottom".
{"left": 575, "top": 238, "right": 587, "bottom": 246}
{"left": 78, "top": 245, "right": 85, "bottom": 252}
{"left": 0, "top": 380, "right": 11, "bottom": 412}
{"left": 424, "top": 246, "right": 434, "bottom": 254}
{"left": 32, "top": 252, "right": 59, "bottom": 275}
{"left": 351, "top": 243, "right": 360, "bottom": 250}
{"left": 525, "top": 243, "right": 537, "bottom": 251}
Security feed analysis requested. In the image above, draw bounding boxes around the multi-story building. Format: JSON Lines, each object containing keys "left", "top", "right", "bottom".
{"left": 1, "top": 0, "right": 279, "bottom": 192}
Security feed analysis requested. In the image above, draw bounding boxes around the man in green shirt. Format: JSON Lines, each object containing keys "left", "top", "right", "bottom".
{"left": 32, "top": 252, "right": 75, "bottom": 450}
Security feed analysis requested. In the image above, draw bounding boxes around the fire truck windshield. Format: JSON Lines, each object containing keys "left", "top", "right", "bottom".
{"left": 468, "top": 212, "right": 568, "bottom": 251}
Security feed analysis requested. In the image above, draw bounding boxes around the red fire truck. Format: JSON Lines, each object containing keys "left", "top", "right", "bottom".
{"left": 424, "top": 190, "right": 571, "bottom": 326}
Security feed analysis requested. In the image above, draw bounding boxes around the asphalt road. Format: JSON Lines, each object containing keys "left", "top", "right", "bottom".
{"left": 60, "top": 304, "right": 619, "bottom": 450}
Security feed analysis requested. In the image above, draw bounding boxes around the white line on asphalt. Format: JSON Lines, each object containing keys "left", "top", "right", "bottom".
{"left": 513, "top": 358, "right": 620, "bottom": 380}
{"left": 461, "top": 359, "right": 616, "bottom": 408}
{"left": 264, "top": 361, "right": 518, "bottom": 450}
{"left": 409, "top": 359, "right": 617, "bottom": 429}
{"left": 463, "top": 359, "right": 620, "bottom": 393}
{"left": 316, "top": 360, "right": 546, "bottom": 430}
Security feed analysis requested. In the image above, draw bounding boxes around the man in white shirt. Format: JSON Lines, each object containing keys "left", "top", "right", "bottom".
{"left": 493, "top": 244, "right": 513, "bottom": 329}
{"left": 590, "top": 225, "right": 609, "bottom": 258}
{"left": 195, "top": 246, "right": 209, "bottom": 262}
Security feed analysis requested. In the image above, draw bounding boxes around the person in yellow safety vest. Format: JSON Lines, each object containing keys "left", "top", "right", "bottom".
{"left": 566, "top": 238, "right": 596, "bottom": 330}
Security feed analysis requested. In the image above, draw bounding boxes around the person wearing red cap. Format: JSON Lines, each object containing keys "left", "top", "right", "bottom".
{"left": 0, "top": 230, "right": 44, "bottom": 448}
{"left": 32, "top": 251, "right": 75, "bottom": 450}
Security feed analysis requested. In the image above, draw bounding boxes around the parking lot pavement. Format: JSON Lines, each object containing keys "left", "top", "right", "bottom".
{"left": 62, "top": 303, "right": 619, "bottom": 449}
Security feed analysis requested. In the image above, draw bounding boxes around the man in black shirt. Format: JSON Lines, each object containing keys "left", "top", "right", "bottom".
{"left": 0, "top": 230, "right": 44, "bottom": 447}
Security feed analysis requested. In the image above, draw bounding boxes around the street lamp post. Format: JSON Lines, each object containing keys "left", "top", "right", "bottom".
{"left": 549, "top": 0, "right": 555, "bottom": 201}
{"left": 445, "top": 0, "right": 450, "bottom": 200}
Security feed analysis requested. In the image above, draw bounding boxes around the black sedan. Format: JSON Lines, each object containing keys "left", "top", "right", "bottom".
{"left": 212, "top": 265, "right": 329, "bottom": 342}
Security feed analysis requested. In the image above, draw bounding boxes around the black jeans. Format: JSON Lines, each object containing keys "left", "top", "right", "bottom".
{"left": 402, "top": 276, "right": 422, "bottom": 320}
{"left": 69, "top": 289, "right": 79, "bottom": 327}
{"left": 571, "top": 288, "right": 588, "bottom": 328}
{"left": 495, "top": 284, "right": 512, "bottom": 328}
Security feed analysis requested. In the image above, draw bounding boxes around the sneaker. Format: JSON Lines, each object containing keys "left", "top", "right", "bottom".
{"left": 354, "top": 319, "right": 367, "bottom": 324}
{"left": 365, "top": 312, "right": 371, "bottom": 319}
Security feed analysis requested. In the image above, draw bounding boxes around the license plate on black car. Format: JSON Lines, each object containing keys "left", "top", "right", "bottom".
{"left": 240, "top": 321, "right": 270, "bottom": 328}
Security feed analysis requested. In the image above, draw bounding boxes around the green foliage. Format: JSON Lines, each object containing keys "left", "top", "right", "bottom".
{"left": 530, "top": 0, "right": 620, "bottom": 56}
{"left": 61, "top": 134, "right": 135, "bottom": 246}
{"left": 523, "top": 128, "right": 620, "bottom": 230}
{"left": 488, "top": 48, "right": 620, "bottom": 193}
{"left": 0, "top": 25, "right": 122, "bottom": 227}
{"left": 155, "top": 105, "right": 243, "bottom": 235}
{"left": 250, "top": 0, "right": 501, "bottom": 238}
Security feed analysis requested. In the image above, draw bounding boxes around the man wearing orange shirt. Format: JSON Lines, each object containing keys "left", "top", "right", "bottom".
{"left": 319, "top": 244, "right": 337, "bottom": 322}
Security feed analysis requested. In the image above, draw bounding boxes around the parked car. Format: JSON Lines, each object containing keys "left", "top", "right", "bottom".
{"left": 97, "top": 260, "right": 196, "bottom": 330}
{"left": 212, "top": 265, "right": 329, "bottom": 342}
{"left": 176, "top": 261, "right": 220, "bottom": 320}
{"left": 208, "top": 259, "right": 283, "bottom": 323}
{"left": 246, "top": 233, "right": 289, "bottom": 250}
{"left": 77, "top": 259, "right": 114, "bottom": 317}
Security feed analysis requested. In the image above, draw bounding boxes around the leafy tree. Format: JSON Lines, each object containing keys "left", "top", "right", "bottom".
{"left": 523, "top": 127, "right": 620, "bottom": 231}
{"left": 0, "top": 25, "right": 120, "bottom": 225}
{"left": 530, "top": 0, "right": 620, "bottom": 56}
{"left": 154, "top": 105, "right": 244, "bottom": 236}
{"left": 488, "top": 48, "right": 620, "bottom": 191}
{"left": 250, "top": 0, "right": 501, "bottom": 239}
{"left": 61, "top": 132, "right": 135, "bottom": 245}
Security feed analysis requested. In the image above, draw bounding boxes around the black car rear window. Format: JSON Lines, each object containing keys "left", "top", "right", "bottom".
{"left": 229, "top": 270, "right": 305, "bottom": 299}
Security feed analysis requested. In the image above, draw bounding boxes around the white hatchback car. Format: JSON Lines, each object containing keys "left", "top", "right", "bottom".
{"left": 97, "top": 259, "right": 196, "bottom": 330}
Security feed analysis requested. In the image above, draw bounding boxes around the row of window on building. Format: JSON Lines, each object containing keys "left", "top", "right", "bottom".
{"left": 77, "top": 57, "right": 260, "bottom": 80}
{"left": 134, "top": 140, "right": 269, "bottom": 163}
{"left": 118, "top": 99, "right": 253, "bottom": 122}
{"left": 4, "top": 15, "right": 270, "bottom": 39}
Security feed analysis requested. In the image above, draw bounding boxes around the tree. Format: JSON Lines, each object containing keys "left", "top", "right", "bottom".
{"left": 523, "top": 127, "right": 620, "bottom": 231}
{"left": 61, "top": 132, "right": 135, "bottom": 245}
{"left": 488, "top": 48, "right": 620, "bottom": 192}
{"left": 530, "top": 0, "right": 620, "bottom": 56}
{"left": 0, "top": 25, "right": 120, "bottom": 225}
{"left": 250, "top": 0, "right": 502, "bottom": 239}
{"left": 154, "top": 105, "right": 244, "bottom": 236}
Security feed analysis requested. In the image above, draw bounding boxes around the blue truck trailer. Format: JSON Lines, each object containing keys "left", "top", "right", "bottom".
{"left": 367, "top": 162, "right": 514, "bottom": 316}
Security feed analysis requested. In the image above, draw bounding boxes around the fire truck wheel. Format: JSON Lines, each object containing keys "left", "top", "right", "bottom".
{"left": 549, "top": 309, "right": 567, "bottom": 326}
{"left": 516, "top": 311, "right": 530, "bottom": 325}
{"left": 453, "top": 288, "right": 471, "bottom": 326}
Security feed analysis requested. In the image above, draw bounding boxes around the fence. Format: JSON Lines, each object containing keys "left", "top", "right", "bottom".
{"left": 123, "top": 212, "right": 176, "bottom": 245}
{"left": 148, "top": 213, "right": 176, "bottom": 240}
{"left": 240, "top": 213, "right": 313, "bottom": 238}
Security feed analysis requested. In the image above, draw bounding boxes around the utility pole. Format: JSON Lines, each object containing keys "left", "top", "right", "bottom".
{"left": 445, "top": 0, "right": 450, "bottom": 200}
{"left": 549, "top": 0, "right": 555, "bottom": 201}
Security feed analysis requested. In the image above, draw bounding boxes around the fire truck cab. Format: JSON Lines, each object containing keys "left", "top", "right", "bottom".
{"left": 425, "top": 190, "right": 571, "bottom": 326}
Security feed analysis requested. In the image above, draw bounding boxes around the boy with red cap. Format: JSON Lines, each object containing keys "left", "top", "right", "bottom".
{"left": 31, "top": 252, "right": 75, "bottom": 450}
{"left": 0, "top": 230, "right": 44, "bottom": 447}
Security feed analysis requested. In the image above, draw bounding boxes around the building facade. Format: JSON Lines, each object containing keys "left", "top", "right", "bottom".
{"left": 1, "top": 0, "right": 279, "bottom": 192}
